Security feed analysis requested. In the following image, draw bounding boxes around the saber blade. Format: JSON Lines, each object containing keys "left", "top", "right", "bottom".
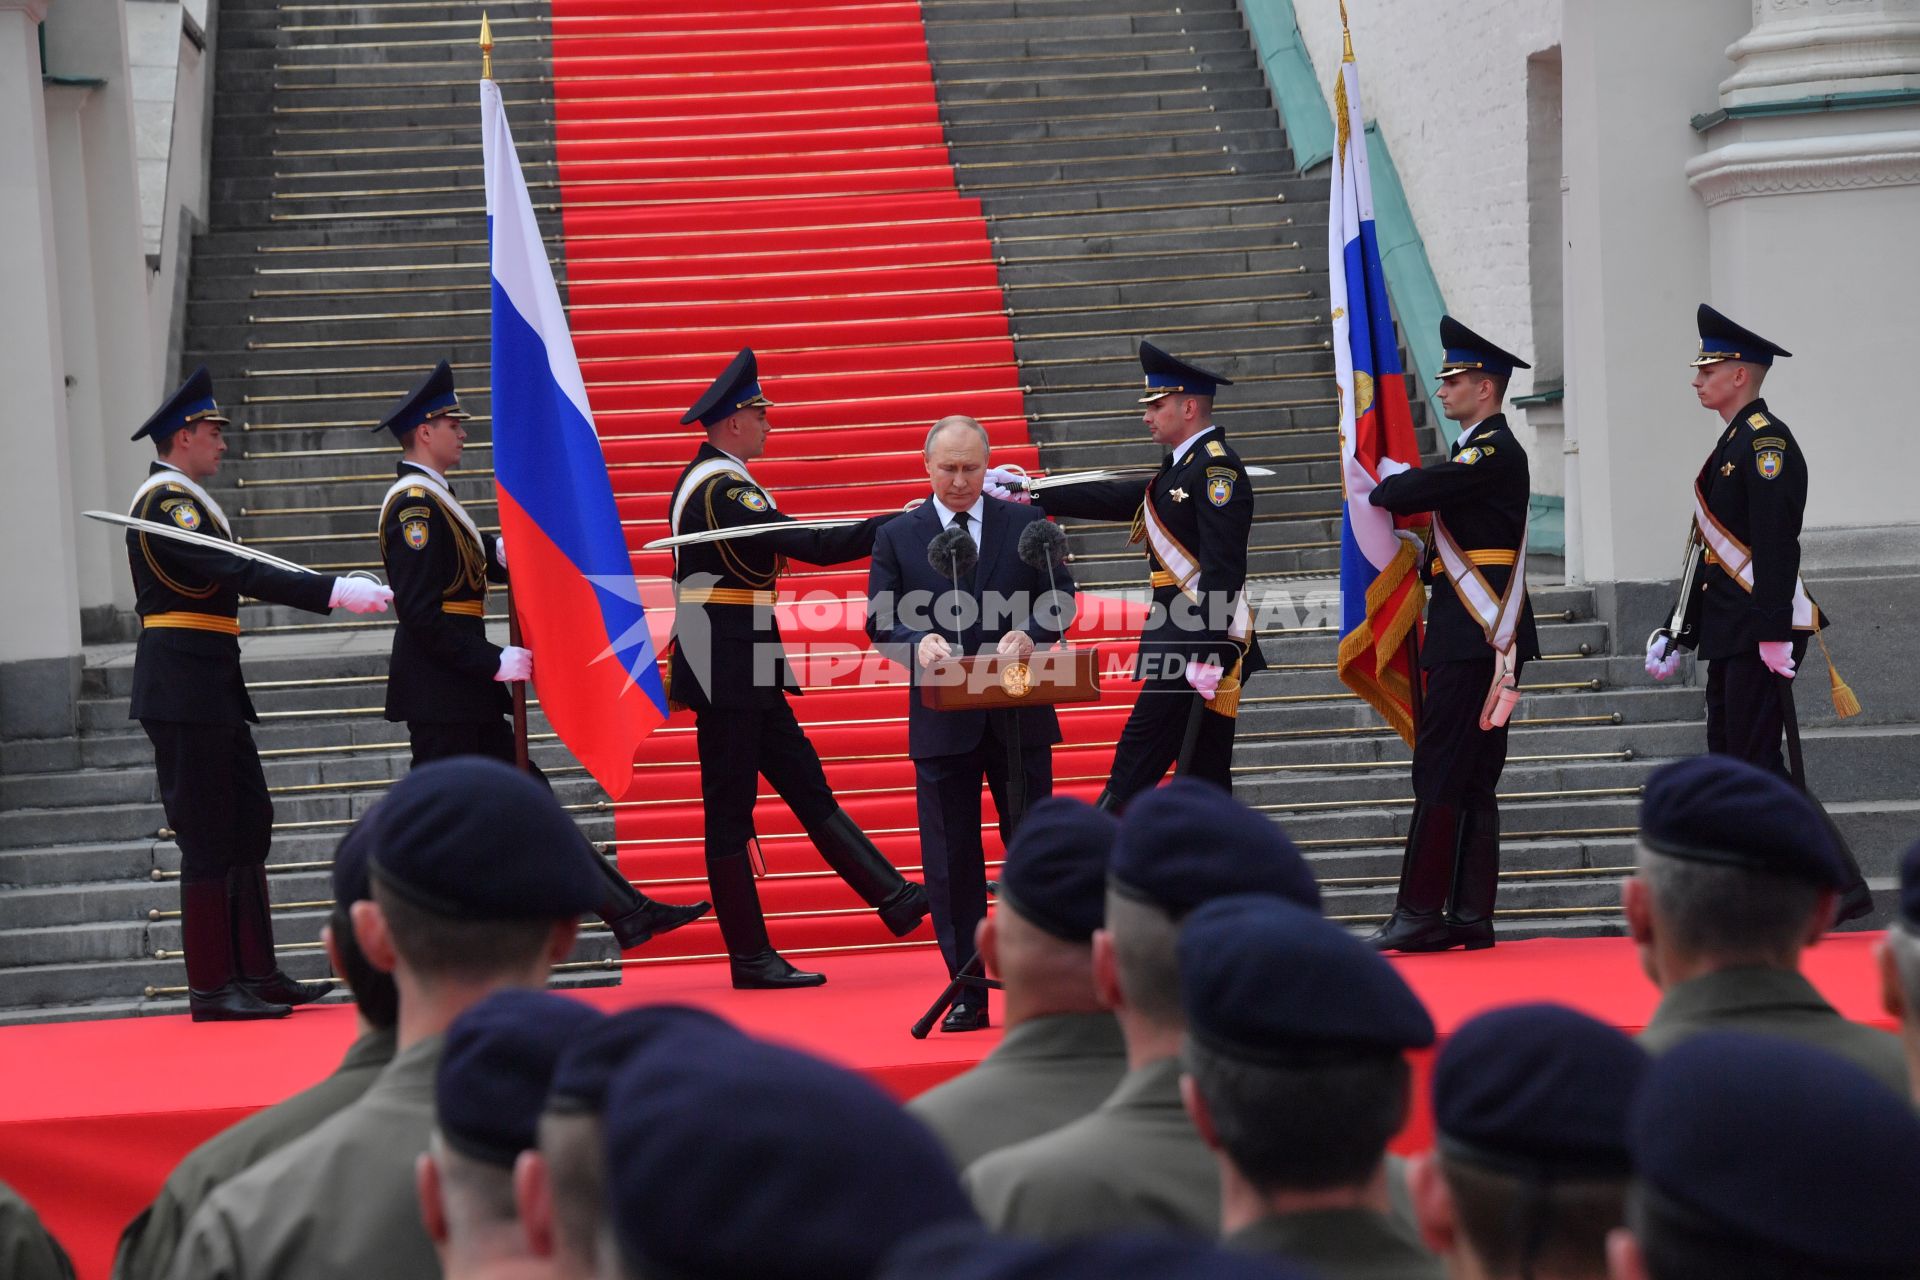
{"left": 642, "top": 517, "right": 865, "bottom": 551}
{"left": 85, "top": 510, "right": 320, "bottom": 576}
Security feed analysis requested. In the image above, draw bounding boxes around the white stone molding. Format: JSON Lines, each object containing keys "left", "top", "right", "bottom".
{"left": 1721, "top": 2, "right": 1920, "bottom": 104}
{"left": 0, "top": 0, "right": 52, "bottom": 21}
{"left": 1686, "top": 127, "right": 1920, "bottom": 203}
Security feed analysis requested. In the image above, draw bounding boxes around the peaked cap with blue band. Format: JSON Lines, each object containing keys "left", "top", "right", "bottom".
{"left": 682, "top": 348, "right": 775, "bottom": 428}
{"left": 546, "top": 1004, "right": 740, "bottom": 1115}
{"left": 131, "top": 366, "right": 229, "bottom": 443}
{"left": 1109, "top": 779, "right": 1320, "bottom": 917}
{"left": 1138, "top": 340, "right": 1233, "bottom": 403}
{"left": 997, "top": 796, "right": 1118, "bottom": 944}
{"left": 376, "top": 359, "right": 471, "bottom": 437}
{"left": 436, "top": 989, "right": 604, "bottom": 1168}
{"left": 1434, "top": 316, "right": 1531, "bottom": 379}
{"left": 1179, "top": 894, "right": 1433, "bottom": 1060}
{"left": 1691, "top": 303, "right": 1793, "bottom": 368}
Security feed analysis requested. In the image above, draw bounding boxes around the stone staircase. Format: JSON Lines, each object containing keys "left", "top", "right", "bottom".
{"left": 1, "top": 0, "right": 1908, "bottom": 1024}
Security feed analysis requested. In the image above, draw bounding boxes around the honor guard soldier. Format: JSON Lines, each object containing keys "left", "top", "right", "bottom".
{"left": 374, "top": 362, "right": 708, "bottom": 952}
{"left": 1365, "top": 318, "right": 1540, "bottom": 955}
{"left": 667, "top": 349, "right": 928, "bottom": 989}
{"left": 1645, "top": 305, "right": 1869, "bottom": 919}
{"left": 126, "top": 367, "right": 394, "bottom": 1021}
{"left": 986, "top": 341, "right": 1264, "bottom": 808}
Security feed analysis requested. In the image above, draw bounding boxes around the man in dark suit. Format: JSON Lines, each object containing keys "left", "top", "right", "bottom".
{"left": 125, "top": 367, "right": 395, "bottom": 1021}
{"left": 985, "top": 341, "right": 1263, "bottom": 808}
{"left": 867, "top": 415, "right": 1076, "bottom": 1031}
{"left": 1365, "top": 318, "right": 1540, "bottom": 954}
{"left": 374, "top": 361, "right": 708, "bottom": 953}
{"left": 668, "top": 349, "right": 928, "bottom": 989}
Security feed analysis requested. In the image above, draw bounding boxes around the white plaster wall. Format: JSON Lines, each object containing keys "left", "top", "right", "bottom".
{"left": 125, "top": 0, "right": 182, "bottom": 261}
{"left": 1291, "top": 0, "right": 1560, "bottom": 449}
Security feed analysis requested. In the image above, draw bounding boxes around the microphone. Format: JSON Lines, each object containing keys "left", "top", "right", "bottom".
{"left": 926, "top": 523, "right": 977, "bottom": 653}
{"left": 1016, "top": 518, "right": 1073, "bottom": 643}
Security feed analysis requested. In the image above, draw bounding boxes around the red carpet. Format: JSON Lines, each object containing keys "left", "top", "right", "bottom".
{"left": 0, "top": 935, "right": 1896, "bottom": 1279}
{"left": 542, "top": 0, "right": 1148, "bottom": 964}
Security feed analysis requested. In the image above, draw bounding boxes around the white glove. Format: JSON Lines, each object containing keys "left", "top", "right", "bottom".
{"left": 495, "top": 645, "right": 533, "bottom": 682}
{"left": 1376, "top": 456, "right": 1412, "bottom": 480}
{"left": 329, "top": 577, "right": 394, "bottom": 614}
{"left": 1644, "top": 635, "right": 1681, "bottom": 682}
{"left": 494, "top": 535, "right": 507, "bottom": 568}
{"left": 1758, "top": 640, "right": 1796, "bottom": 678}
{"left": 1185, "top": 660, "right": 1224, "bottom": 702}
{"left": 983, "top": 466, "right": 1033, "bottom": 505}
{"left": 917, "top": 633, "right": 954, "bottom": 668}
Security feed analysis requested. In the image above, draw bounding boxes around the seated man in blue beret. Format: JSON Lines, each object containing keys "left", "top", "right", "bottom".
{"left": 1412, "top": 1004, "right": 1647, "bottom": 1280}
{"left": 602, "top": 1023, "right": 979, "bottom": 1280}
{"left": 1624, "top": 756, "right": 1904, "bottom": 1094}
{"left": 1608, "top": 1032, "right": 1920, "bottom": 1280}
{"left": 1179, "top": 895, "right": 1439, "bottom": 1279}
{"left": 965, "top": 780, "right": 1322, "bottom": 1238}
{"left": 517, "top": 1004, "right": 739, "bottom": 1280}
{"left": 167, "top": 758, "right": 611, "bottom": 1280}
{"left": 417, "top": 990, "right": 602, "bottom": 1280}
{"left": 1874, "top": 838, "right": 1920, "bottom": 1105}
{"left": 909, "top": 797, "right": 1127, "bottom": 1169}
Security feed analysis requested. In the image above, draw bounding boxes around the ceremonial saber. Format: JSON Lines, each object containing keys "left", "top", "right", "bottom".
{"left": 1647, "top": 527, "right": 1702, "bottom": 660}
{"left": 1018, "top": 464, "right": 1276, "bottom": 492}
{"left": 85, "top": 510, "right": 327, "bottom": 577}
{"left": 642, "top": 518, "right": 864, "bottom": 551}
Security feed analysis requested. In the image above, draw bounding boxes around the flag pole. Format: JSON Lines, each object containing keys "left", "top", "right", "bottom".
{"left": 481, "top": 11, "right": 525, "bottom": 771}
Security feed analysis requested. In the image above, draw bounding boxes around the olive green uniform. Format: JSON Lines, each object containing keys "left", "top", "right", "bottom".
{"left": 909, "top": 1013, "right": 1127, "bottom": 1171}
{"left": 0, "top": 1181, "right": 73, "bottom": 1280}
{"left": 165, "top": 1036, "right": 442, "bottom": 1280}
{"left": 1639, "top": 967, "right": 1907, "bottom": 1097}
{"left": 964, "top": 1056, "right": 1215, "bottom": 1237}
{"left": 1227, "top": 1208, "right": 1441, "bottom": 1280}
{"left": 114, "top": 1029, "right": 396, "bottom": 1280}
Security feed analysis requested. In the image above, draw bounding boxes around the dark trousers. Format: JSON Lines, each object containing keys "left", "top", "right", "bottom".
{"left": 1104, "top": 682, "right": 1235, "bottom": 807}
{"left": 408, "top": 718, "right": 545, "bottom": 784}
{"left": 142, "top": 720, "right": 274, "bottom": 882}
{"left": 915, "top": 717, "right": 1054, "bottom": 976}
{"left": 1395, "top": 658, "right": 1512, "bottom": 922}
{"left": 1705, "top": 648, "right": 1801, "bottom": 777}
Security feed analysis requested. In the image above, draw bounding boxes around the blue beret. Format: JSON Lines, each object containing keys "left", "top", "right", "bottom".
{"left": 998, "top": 796, "right": 1117, "bottom": 943}
{"left": 376, "top": 360, "right": 470, "bottom": 437}
{"left": 131, "top": 366, "right": 228, "bottom": 443}
{"left": 547, "top": 1004, "right": 739, "bottom": 1115}
{"left": 879, "top": 1224, "right": 1311, "bottom": 1280}
{"left": 1434, "top": 1003, "right": 1646, "bottom": 1176}
{"left": 436, "top": 989, "right": 604, "bottom": 1168}
{"left": 1180, "top": 894, "right": 1433, "bottom": 1058}
{"left": 682, "top": 348, "right": 774, "bottom": 428}
{"left": 1110, "top": 780, "right": 1320, "bottom": 917}
{"left": 1435, "top": 315, "right": 1530, "bottom": 379}
{"left": 605, "top": 1032, "right": 977, "bottom": 1279}
{"left": 1138, "top": 340, "right": 1233, "bottom": 403}
{"left": 369, "top": 757, "right": 608, "bottom": 920}
{"left": 331, "top": 806, "right": 385, "bottom": 906}
{"left": 1631, "top": 1032, "right": 1920, "bottom": 1271}
{"left": 1692, "top": 303, "right": 1791, "bottom": 368}
{"left": 1898, "top": 838, "right": 1920, "bottom": 931}
{"left": 1637, "top": 756, "right": 1845, "bottom": 888}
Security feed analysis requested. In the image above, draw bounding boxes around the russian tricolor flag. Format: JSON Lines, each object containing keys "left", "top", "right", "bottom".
{"left": 483, "top": 78, "right": 667, "bottom": 796}
{"left": 1329, "top": 49, "right": 1427, "bottom": 748}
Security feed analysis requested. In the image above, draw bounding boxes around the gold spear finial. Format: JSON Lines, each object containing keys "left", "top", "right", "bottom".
{"left": 480, "top": 11, "right": 493, "bottom": 80}
{"left": 1340, "top": 0, "right": 1354, "bottom": 62}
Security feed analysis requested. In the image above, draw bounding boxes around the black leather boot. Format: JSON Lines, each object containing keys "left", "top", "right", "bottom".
{"left": 1366, "top": 802, "right": 1461, "bottom": 953}
{"left": 590, "top": 850, "right": 710, "bottom": 950}
{"left": 1441, "top": 804, "right": 1501, "bottom": 952}
{"left": 231, "top": 865, "right": 330, "bottom": 1007}
{"left": 813, "top": 808, "right": 929, "bottom": 938}
{"left": 1093, "top": 787, "right": 1120, "bottom": 814}
{"left": 708, "top": 849, "right": 824, "bottom": 989}
{"left": 183, "top": 877, "right": 291, "bottom": 1022}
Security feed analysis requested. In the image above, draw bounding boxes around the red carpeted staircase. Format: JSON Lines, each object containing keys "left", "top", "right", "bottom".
{"left": 547, "top": 0, "right": 1143, "bottom": 966}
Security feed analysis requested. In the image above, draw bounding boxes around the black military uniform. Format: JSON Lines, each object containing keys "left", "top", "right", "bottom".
{"left": 1033, "top": 342, "right": 1265, "bottom": 806}
{"left": 126, "top": 369, "right": 344, "bottom": 1021}
{"left": 668, "top": 349, "right": 927, "bottom": 989}
{"left": 373, "top": 362, "right": 707, "bottom": 951}
{"left": 1366, "top": 319, "right": 1540, "bottom": 954}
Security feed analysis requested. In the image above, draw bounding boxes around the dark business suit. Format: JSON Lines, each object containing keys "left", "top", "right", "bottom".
{"left": 867, "top": 497, "right": 1074, "bottom": 976}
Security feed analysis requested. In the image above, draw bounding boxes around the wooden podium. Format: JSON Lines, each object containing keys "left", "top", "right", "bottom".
{"left": 917, "top": 645, "right": 1103, "bottom": 712}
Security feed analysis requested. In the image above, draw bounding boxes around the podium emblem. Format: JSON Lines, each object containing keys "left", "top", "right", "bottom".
{"left": 1000, "top": 661, "right": 1032, "bottom": 698}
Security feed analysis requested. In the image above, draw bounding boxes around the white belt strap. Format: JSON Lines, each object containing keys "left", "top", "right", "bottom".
{"left": 381, "top": 470, "right": 484, "bottom": 549}
{"left": 1139, "top": 493, "right": 1252, "bottom": 643}
{"left": 668, "top": 456, "right": 772, "bottom": 570}
{"left": 1430, "top": 514, "right": 1528, "bottom": 656}
{"left": 129, "top": 467, "right": 233, "bottom": 537}
{"left": 1690, "top": 481, "right": 1818, "bottom": 630}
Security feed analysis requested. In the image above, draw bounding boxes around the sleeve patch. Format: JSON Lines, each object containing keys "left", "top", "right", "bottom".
{"left": 160, "top": 498, "right": 202, "bottom": 531}
{"left": 1205, "top": 468, "right": 1236, "bottom": 506}
{"left": 1755, "top": 449, "right": 1785, "bottom": 480}
{"left": 728, "top": 486, "right": 770, "bottom": 513}
{"left": 1751, "top": 436, "right": 1786, "bottom": 452}
{"left": 396, "top": 505, "right": 432, "bottom": 522}
{"left": 1457, "top": 446, "right": 1484, "bottom": 465}
{"left": 1205, "top": 440, "right": 1227, "bottom": 458}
